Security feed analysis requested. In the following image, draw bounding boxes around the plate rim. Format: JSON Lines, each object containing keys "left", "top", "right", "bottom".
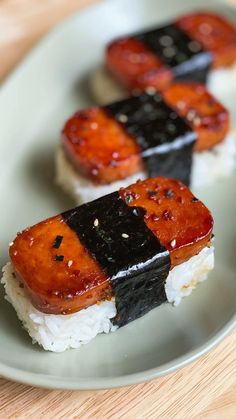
{"left": 0, "top": 314, "right": 235, "bottom": 390}
{"left": 1, "top": 0, "right": 236, "bottom": 390}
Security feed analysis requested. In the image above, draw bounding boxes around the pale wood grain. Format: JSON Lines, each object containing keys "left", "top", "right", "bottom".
{"left": 0, "top": 0, "right": 236, "bottom": 417}
{"left": 0, "top": 330, "right": 236, "bottom": 418}
{"left": 0, "top": 0, "right": 98, "bottom": 82}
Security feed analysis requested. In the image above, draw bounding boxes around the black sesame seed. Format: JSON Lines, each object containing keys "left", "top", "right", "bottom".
{"left": 54, "top": 255, "right": 64, "bottom": 262}
{"left": 148, "top": 190, "right": 157, "bottom": 197}
{"left": 52, "top": 235, "right": 63, "bottom": 249}
{"left": 110, "top": 160, "right": 118, "bottom": 167}
{"left": 192, "top": 197, "right": 199, "bottom": 202}
{"left": 166, "top": 189, "right": 174, "bottom": 198}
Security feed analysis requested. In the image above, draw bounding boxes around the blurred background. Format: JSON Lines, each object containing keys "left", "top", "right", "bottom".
{"left": 0, "top": 0, "right": 99, "bottom": 82}
{"left": 1, "top": 0, "right": 236, "bottom": 83}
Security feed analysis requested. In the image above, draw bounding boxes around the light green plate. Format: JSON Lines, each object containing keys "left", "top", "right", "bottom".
{"left": 0, "top": 0, "right": 236, "bottom": 390}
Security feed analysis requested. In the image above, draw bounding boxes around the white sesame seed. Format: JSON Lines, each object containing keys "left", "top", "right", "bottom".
{"left": 91, "top": 168, "right": 99, "bottom": 176}
{"left": 193, "top": 117, "right": 201, "bottom": 126}
{"left": 170, "top": 239, "right": 176, "bottom": 248}
{"left": 13, "top": 251, "right": 18, "bottom": 256}
{"left": 91, "top": 122, "right": 98, "bottom": 129}
{"left": 9, "top": 242, "right": 14, "bottom": 247}
{"left": 145, "top": 86, "right": 156, "bottom": 95}
{"left": 177, "top": 101, "right": 185, "bottom": 110}
{"left": 118, "top": 114, "right": 128, "bottom": 123}
{"left": 112, "top": 151, "right": 119, "bottom": 159}
{"left": 187, "top": 110, "right": 196, "bottom": 121}
{"left": 68, "top": 260, "right": 73, "bottom": 267}
{"left": 94, "top": 218, "right": 99, "bottom": 227}
{"left": 122, "top": 233, "right": 129, "bottom": 239}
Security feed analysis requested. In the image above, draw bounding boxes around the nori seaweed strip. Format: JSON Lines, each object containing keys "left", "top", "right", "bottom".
{"left": 62, "top": 192, "right": 170, "bottom": 327}
{"left": 136, "top": 24, "right": 212, "bottom": 83}
{"left": 105, "top": 93, "right": 197, "bottom": 185}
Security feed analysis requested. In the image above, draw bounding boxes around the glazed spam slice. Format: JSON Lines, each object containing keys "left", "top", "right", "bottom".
{"left": 62, "top": 83, "right": 229, "bottom": 185}
{"left": 106, "top": 11, "right": 236, "bottom": 92}
{"left": 10, "top": 177, "right": 213, "bottom": 326}
{"left": 176, "top": 12, "right": 236, "bottom": 68}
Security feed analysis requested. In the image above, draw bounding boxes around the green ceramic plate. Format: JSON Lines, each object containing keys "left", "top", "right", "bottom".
{"left": 0, "top": 0, "right": 236, "bottom": 390}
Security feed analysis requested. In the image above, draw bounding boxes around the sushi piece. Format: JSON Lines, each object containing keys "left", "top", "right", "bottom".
{"left": 56, "top": 83, "right": 236, "bottom": 204}
{"left": 2, "top": 177, "right": 214, "bottom": 352}
{"left": 91, "top": 11, "right": 236, "bottom": 105}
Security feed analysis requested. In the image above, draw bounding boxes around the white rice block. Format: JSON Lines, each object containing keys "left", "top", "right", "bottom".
{"left": 55, "top": 129, "right": 236, "bottom": 204}
{"left": 191, "top": 130, "right": 236, "bottom": 189}
{"left": 1, "top": 245, "right": 214, "bottom": 352}
{"left": 1, "top": 263, "right": 117, "bottom": 353}
{"left": 90, "top": 66, "right": 127, "bottom": 105}
{"left": 55, "top": 147, "right": 146, "bottom": 204}
{"left": 165, "top": 246, "right": 214, "bottom": 306}
{"left": 207, "top": 63, "right": 236, "bottom": 107}
{"left": 91, "top": 65, "right": 236, "bottom": 107}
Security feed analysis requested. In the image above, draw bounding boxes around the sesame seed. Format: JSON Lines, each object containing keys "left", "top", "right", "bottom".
{"left": 177, "top": 101, "right": 185, "bottom": 110}
{"left": 163, "top": 46, "right": 176, "bottom": 58}
{"left": 13, "top": 251, "right": 18, "bottom": 256}
{"left": 91, "top": 122, "right": 98, "bottom": 129}
{"left": 145, "top": 86, "right": 156, "bottom": 95}
{"left": 159, "top": 35, "right": 173, "bottom": 47}
{"left": 188, "top": 40, "right": 201, "bottom": 53}
{"left": 170, "top": 239, "right": 176, "bottom": 248}
{"left": 187, "top": 110, "right": 196, "bottom": 121}
{"left": 94, "top": 218, "right": 99, "bottom": 227}
{"left": 122, "top": 233, "right": 129, "bottom": 239}
{"left": 118, "top": 114, "right": 128, "bottom": 123}
{"left": 112, "top": 151, "right": 119, "bottom": 158}
{"left": 91, "top": 168, "right": 99, "bottom": 176}
{"left": 9, "top": 242, "right": 14, "bottom": 247}
{"left": 193, "top": 117, "right": 201, "bottom": 126}
{"left": 68, "top": 260, "right": 73, "bottom": 267}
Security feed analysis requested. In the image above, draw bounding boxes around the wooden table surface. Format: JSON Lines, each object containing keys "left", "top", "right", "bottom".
{"left": 0, "top": 1, "right": 236, "bottom": 417}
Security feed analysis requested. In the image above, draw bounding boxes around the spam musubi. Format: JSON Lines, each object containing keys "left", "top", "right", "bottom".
{"left": 56, "top": 82, "right": 235, "bottom": 204}
{"left": 2, "top": 177, "right": 214, "bottom": 352}
{"left": 91, "top": 11, "right": 236, "bottom": 105}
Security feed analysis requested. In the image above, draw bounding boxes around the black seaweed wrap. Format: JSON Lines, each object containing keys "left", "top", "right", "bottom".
{"left": 62, "top": 192, "right": 170, "bottom": 327}
{"left": 105, "top": 93, "right": 197, "bottom": 185}
{"left": 136, "top": 23, "right": 212, "bottom": 83}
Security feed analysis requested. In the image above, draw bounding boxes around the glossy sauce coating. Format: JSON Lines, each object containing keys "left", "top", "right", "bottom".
{"left": 10, "top": 178, "right": 213, "bottom": 314}
{"left": 106, "top": 37, "right": 173, "bottom": 91}
{"left": 120, "top": 177, "right": 213, "bottom": 266}
{"left": 10, "top": 216, "right": 111, "bottom": 314}
{"left": 62, "top": 107, "right": 142, "bottom": 184}
{"left": 163, "top": 82, "right": 230, "bottom": 151}
{"left": 176, "top": 12, "right": 236, "bottom": 68}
